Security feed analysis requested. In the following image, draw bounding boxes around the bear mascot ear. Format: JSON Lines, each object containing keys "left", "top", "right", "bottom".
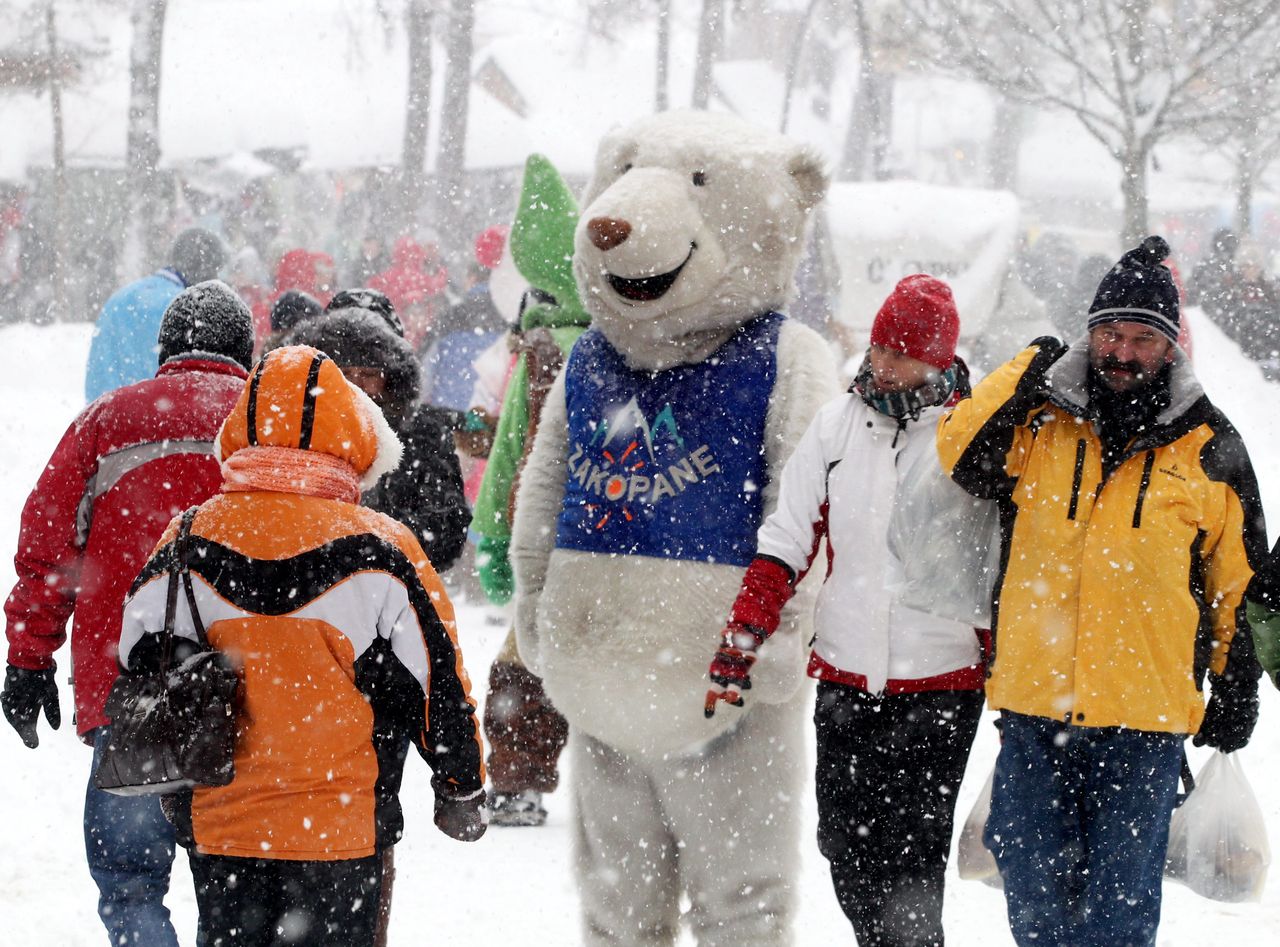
{"left": 787, "top": 147, "right": 829, "bottom": 213}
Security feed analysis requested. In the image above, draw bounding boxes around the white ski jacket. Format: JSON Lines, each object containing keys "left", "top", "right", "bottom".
{"left": 754, "top": 392, "right": 986, "bottom": 694}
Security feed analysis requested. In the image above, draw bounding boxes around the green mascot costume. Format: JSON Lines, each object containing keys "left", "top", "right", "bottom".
{"left": 471, "top": 154, "right": 589, "bottom": 826}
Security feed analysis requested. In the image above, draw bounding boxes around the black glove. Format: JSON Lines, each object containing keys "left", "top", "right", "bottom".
{"left": 1015, "top": 336, "right": 1068, "bottom": 401}
{"left": 434, "top": 786, "right": 488, "bottom": 842}
{"left": 1193, "top": 675, "right": 1259, "bottom": 753}
{"left": 1, "top": 665, "right": 61, "bottom": 749}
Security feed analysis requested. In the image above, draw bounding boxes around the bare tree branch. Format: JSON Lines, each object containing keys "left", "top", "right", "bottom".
{"left": 900, "top": 0, "right": 1280, "bottom": 243}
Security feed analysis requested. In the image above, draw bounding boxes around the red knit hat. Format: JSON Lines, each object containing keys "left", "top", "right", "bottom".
{"left": 868, "top": 274, "right": 960, "bottom": 370}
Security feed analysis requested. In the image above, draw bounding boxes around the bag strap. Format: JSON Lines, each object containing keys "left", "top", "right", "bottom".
{"left": 174, "top": 507, "right": 210, "bottom": 651}
{"left": 157, "top": 545, "right": 183, "bottom": 672}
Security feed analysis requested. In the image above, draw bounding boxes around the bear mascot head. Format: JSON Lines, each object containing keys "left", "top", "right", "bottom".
{"left": 573, "top": 109, "right": 828, "bottom": 371}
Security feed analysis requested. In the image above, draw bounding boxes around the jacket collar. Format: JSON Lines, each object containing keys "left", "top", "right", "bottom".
{"left": 157, "top": 354, "right": 250, "bottom": 379}
{"left": 856, "top": 395, "right": 947, "bottom": 431}
{"left": 156, "top": 267, "right": 186, "bottom": 287}
{"left": 1044, "top": 335, "right": 1203, "bottom": 427}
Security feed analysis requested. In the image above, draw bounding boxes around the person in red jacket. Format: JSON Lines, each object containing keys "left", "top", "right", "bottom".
{"left": 1, "top": 280, "right": 254, "bottom": 947}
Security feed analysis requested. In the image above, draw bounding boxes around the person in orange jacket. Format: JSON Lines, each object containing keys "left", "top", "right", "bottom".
{"left": 117, "top": 345, "right": 486, "bottom": 945}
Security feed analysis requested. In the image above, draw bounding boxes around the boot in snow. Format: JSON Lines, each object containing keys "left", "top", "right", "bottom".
{"left": 487, "top": 789, "right": 548, "bottom": 827}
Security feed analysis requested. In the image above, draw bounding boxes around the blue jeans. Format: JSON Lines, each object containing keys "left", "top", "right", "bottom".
{"left": 85, "top": 726, "right": 179, "bottom": 946}
{"left": 985, "top": 712, "right": 1182, "bottom": 947}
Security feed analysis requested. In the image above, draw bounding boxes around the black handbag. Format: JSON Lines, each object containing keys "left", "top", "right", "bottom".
{"left": 94, "top": 507, "right": 240, "bottom": 796}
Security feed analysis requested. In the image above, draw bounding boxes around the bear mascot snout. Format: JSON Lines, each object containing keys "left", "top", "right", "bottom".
{"left": 511, "top": 109, "right": 838, "bottom": 946}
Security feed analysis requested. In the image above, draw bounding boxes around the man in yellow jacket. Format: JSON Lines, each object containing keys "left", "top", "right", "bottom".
{"left": 937, "top": 236, "right": 1265, "bottom": 947}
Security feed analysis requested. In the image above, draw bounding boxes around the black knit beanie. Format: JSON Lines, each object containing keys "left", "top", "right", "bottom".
{"left": 270, "top": 290, "right": 323, "bottom": 333}
{"left": 1087, "top": 235, "right": 1180, "bottom": 343}
{"left": 157, "top": 280, "right": 255, "bottom": 370}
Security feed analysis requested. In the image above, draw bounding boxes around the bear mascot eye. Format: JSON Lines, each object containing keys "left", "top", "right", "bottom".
{"left": 691, "top": 170, "right": 707, "bottom": 187}
{"left": 621, "top": 163, "right": 633, "bottom": 174}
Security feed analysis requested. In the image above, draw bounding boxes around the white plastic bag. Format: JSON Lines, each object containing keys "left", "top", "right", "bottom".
{"left": 957, "top": 765, "right": 1003, "bottom": 888}
{"left": 1164, "top": 751, "right": 1271, "bottom": 902}
{"left": 887, "top": 434, "right": 1001, "bottom": 627}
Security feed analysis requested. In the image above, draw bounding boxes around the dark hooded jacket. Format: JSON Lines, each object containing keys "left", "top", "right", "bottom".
{"left": 286, "top": 307, "right": 469, "bottom": 571}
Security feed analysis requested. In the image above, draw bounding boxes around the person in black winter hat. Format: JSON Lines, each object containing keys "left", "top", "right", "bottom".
{"left": 157, "top": 279, "right": 254, "bottom": 371}
{"left": 938, "top": 234, "right": 1265, "bottom": 947}
{"left": 3, "top": 274, "right": 253, "bottom": 947}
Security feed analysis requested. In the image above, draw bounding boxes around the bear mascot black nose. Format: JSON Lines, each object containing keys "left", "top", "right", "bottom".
{"left": 587, "top": 216, "right": 632, "bottom": 251}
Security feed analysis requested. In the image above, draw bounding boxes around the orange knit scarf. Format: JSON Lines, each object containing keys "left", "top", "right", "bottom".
{"left": 221, "top": 445, "right": 362, "bottom": 504}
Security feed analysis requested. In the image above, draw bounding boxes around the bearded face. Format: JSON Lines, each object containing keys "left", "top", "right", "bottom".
{"left": 1088, "top": 322, "right": 1174, "bottom": 393}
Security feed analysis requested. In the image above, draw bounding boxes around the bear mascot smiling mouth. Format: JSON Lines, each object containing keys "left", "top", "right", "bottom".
{"left": 602, "top": 241, "right": 696, "bottom": 302}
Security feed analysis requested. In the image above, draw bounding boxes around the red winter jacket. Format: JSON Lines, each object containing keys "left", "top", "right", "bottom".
{"left": 4, "top": 357, "right": 248, "bottom": 738}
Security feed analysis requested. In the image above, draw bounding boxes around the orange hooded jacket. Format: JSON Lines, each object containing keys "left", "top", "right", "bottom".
{"left": 119, "top": 345, "right": 483, "bottom": 861}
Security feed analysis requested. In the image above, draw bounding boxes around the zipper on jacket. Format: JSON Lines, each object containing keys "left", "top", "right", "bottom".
{"left": 891, "top": 417, "right": 907, "bottom": 448}
{"left": 1132, "top": 451, "right": 1155, "bottom": 528}
{"left": 1067, "top": 439, "right": 1087, "bottom": 520}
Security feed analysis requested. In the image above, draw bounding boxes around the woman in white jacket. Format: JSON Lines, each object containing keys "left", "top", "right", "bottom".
{"left": 705, "top": 275, "right": 987, "bottom": 947}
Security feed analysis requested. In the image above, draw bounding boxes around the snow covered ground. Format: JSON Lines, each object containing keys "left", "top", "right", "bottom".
{"left": 0, "top": 313, "right": 1277, "bottom": 945}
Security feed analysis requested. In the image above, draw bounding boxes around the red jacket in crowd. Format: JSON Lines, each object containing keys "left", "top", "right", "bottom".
{"left": 4, "top": 357, "right": 248, "bottom": 738}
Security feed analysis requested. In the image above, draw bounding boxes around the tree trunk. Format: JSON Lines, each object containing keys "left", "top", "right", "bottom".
{"left": 655, "top": 0, "right": 671, "bottom": 111}
{"left": 45, "top": 2, "right": 68, "bottom": 320}
{"left": 779, "top": 0, "right": 823, "bottom": 133}
{"left": 1234, "top": 134, "right": 1257, "bottom": 237}
{"left": 1235, "top": 161, "right": 1255, "bottom": 237}
{"left": 839, "top": 0, "right": 889, "bottom": 180}
{"left": 988, "top": 97, "right": 1024, "bottom": 191}
{"left": 840, "top": 72, "right": 892, "bottom": 181}
{"left": 692, "top": 0, "right": 724, "bottom": 109}
{"left": 401, "top": 0, "right": 434, "bottom": 233}
{"left": 120, "top": 0, "right": 168, "bottom": 283}
{"left": 435, "top": 0, "right": 475, "bottom": 273}
{"left": 1119, "top": 144, "right": 1150, "bottom": 247}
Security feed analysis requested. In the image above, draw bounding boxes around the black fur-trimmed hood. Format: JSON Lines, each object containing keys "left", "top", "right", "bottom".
{"left": 284, "top": 307, "right": 421, "bottom": 426}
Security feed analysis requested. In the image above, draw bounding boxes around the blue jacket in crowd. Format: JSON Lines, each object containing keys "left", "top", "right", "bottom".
{"left": 84, "top": 269, "right": 186, "bottom": 402}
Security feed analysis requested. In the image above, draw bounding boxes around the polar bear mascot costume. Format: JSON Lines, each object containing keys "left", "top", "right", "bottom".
{"left": 511, "top": 110, "right": 837, "bottom": 946}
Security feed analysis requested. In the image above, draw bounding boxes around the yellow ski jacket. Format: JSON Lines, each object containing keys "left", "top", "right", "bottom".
{"left": 937, "top": 340, "right": 1265, "bottom": 734}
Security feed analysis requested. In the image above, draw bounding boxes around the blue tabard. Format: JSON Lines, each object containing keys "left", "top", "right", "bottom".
{"left": 554, "top": 312, "right": 783, "bottom": 566}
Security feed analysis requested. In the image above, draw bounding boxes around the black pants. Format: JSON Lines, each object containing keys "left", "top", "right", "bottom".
{"left": 190, "top": 852, "right": 382, "bottom": 947}
{"left": 815, "top": 682, "right": 984, "bottom": 947}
